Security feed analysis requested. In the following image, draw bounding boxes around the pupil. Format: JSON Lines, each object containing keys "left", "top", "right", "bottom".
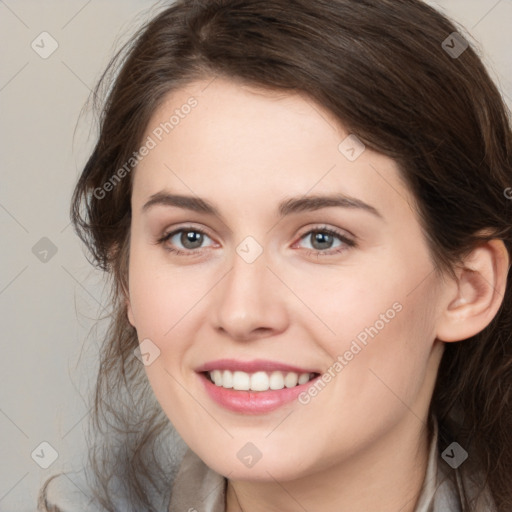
{"left": 182, "top": 231, "right": 203, "bottom": 249}
{"left": 312, "top": 232, "right": 332, "bottom": 250}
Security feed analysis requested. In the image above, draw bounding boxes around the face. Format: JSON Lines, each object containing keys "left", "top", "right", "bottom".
{"left": 126, "top": 77, "right": 446, "bottom": 481}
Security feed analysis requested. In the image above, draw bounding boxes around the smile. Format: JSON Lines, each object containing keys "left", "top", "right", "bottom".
{"left": 195, "top": 359, "right": 322, "bottom": 414}
{"left": 206, "top": 369, "right": 318, "bottom": 391}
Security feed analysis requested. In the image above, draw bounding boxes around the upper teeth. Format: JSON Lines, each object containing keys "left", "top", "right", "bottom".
{"left": 208, "top": 370, "right": 315, "bottom": 391}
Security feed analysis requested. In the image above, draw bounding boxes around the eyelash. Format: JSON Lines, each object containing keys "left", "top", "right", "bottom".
{"left": 156, "top": 225, "right": 356, "bottom": 258}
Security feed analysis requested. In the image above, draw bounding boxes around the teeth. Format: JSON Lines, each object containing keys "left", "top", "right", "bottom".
{"left": 269, "top": 371, "right": 284, "bottom": 390}
{"left": 208, "top": 370, "right": 316, "bottom": 391}
{"left": 284, "top": 372, "right": 298, "bottom": 388}
{"left": 233, "top": 371, "right": 250, "bottom": 390}
{"left": 251, "top": 371, "right": 269, "bottom": 391}
{"left": 298, "top": 373, "right": 311, "bottom": 385}
{"left": 211, "top": 370, "right": 222, "bottom": 386}
{"left": 222, "top": 370, "right": 233, "bottom": 388}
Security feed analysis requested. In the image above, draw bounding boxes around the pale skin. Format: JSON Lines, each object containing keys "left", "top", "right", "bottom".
{"left": 125, "top": 77, "right": 509, "bottom": 512}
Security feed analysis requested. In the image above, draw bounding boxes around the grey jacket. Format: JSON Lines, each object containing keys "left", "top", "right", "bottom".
{"left": 168, "top": 420, "right": 497, "bottom": 512}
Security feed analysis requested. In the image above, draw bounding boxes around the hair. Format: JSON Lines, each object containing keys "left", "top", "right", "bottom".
{"left": 38, "top": 0, "right": 512, "bottom": 511}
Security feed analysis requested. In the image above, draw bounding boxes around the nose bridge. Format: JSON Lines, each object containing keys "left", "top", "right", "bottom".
{"left": 212, "top": 241, "right": 288, "bottom": 340}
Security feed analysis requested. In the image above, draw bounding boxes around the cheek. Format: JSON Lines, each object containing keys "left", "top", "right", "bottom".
{"left": 294, "top": 262, "right": 407, "bottom": 350}
{"left": 303, "top": 257, "right": 438, "bottom": 407}
{"left": 127, "top": 245, "right": 203, "bottom": 339}
{"left": 127, "top": 252, "right": 209, "bottom": 428}
{"left": 318, "top": 291, "right": 436, "bottom": 425}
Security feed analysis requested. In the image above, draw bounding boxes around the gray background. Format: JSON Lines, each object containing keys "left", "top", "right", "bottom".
{"left": 0, "top": 1, "right": 511, "bottom": 510}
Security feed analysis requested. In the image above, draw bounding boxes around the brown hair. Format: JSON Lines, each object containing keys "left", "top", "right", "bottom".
{"left": 39, "top": 0, "right": 512, "bottom": 510}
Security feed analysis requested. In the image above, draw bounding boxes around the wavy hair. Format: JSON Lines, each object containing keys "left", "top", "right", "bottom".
{"left": 39, "top": 0, "right": 512, "bottom": 510}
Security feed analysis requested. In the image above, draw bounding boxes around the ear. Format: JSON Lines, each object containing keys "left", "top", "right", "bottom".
{"left": 120, "top": 280, "right": 136, "bottom": 328}
{"left": 126, "top": 298, "right": 136, "bottom": 328}
{"left": 436, "top": 238, "right": 509, "bottom": 342}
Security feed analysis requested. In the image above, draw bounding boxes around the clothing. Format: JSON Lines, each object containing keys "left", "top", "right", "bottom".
{"left": 168, "top": 419, "right": 497, "bottom": 512}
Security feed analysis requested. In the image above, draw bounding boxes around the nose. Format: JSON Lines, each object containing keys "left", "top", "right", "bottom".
{"left": 212, "top": 247, "right": 289, "bottom": 342}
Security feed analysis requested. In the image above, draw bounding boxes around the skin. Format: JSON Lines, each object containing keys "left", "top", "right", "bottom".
{"left": 126, "top": 77, "right": 508, "bottom": 512}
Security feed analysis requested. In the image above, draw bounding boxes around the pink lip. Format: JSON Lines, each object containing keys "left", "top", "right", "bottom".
{"left": 195, "top": 359, "right": 321, "bottom": 414}
{"left": 195, "top": 358, "right": 319, "bottom": 374}
{"left": 197, "top": 372, "right": 321, "bottom": 414}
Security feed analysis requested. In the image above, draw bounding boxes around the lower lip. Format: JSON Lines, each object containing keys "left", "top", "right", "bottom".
{"left": 198, "top": 372, "right": 320, "bottom": 414}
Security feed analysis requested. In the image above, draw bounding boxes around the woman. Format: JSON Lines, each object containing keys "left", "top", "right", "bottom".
{"left": 39, "top": 0, "right": 512, "bottom": 511}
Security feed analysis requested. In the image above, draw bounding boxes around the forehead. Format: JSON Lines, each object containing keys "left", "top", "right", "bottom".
{"left": 131, "top": 77, "right": 415, "bottom": 221}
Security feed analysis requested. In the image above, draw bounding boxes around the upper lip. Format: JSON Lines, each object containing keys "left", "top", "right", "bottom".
{"left": 195, "top": 358, "right": 320, "bottom": 374}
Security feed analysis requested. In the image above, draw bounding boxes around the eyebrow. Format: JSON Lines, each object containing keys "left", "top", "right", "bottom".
{"left": 142, "top": 192, "right": 383, "bottom": 219}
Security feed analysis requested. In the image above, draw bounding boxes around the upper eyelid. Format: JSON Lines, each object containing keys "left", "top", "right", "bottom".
{"left": 162, "top": 225, "right": 216, "bottom": 242}
{"left": 161, "top": 225, "right": 354, "bottom": 248}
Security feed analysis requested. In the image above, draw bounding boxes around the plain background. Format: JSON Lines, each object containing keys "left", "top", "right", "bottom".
{"left": 0, "top": 1, "right": 511, "bottom": 510}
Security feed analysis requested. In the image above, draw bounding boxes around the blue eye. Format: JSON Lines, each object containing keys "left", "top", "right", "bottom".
{"left": 157, "top": 227, "right": 214, "bottom": 256}
{"left": 296, "top": 227, "right": 355, "bottom": 256}
{"left": 156, "top": 225, "right": 356, "bottom": 257}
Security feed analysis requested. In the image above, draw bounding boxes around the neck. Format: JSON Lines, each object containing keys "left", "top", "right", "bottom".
{"left": 226, "top": 415, "right": 431, "bottom": 512}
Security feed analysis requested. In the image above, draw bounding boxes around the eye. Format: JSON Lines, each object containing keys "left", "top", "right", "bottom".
{"left": 295, "top": 226, "right": 356, "bottom": 256}
{"left": 156, "top": 224, "right": 356, "bottom": 258}
{"left": 156, "top": 226, "right": 215, "bottom": 256}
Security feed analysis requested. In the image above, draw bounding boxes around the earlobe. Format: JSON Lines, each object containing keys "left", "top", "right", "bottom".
{"left": 127, "top": 300, "right": 136, "bottom": 327}
{"left": 120, "top": 278, "right": 136, "bottom": 327}
{"left": 436, "top": 239, "right": 509, "bottom": 343}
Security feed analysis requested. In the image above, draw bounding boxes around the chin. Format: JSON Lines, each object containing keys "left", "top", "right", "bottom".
{"left": 202, "top": 449, "right": 315, "bottom": 482}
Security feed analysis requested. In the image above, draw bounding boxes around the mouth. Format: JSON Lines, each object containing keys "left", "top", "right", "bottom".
{"left": 195, "top": 359, "right": 323, "bottom": 414}
{"left": 202, "top": 369, "right": 320, "bottom": 391}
